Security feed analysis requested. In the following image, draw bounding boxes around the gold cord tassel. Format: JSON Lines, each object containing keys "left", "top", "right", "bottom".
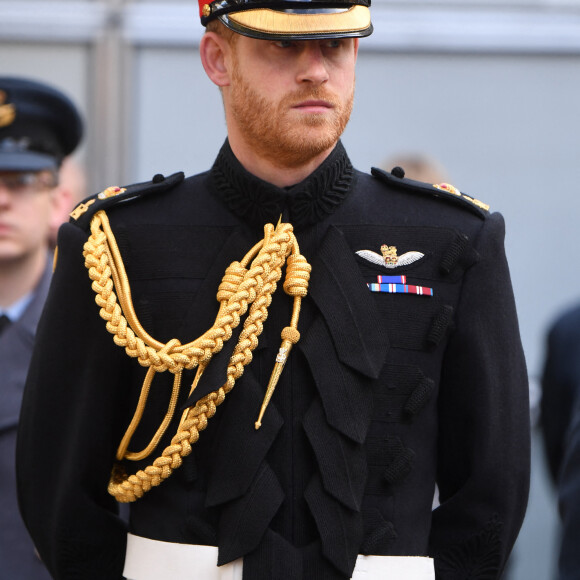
{"left": 255, "top": 251, "right": 310, "bottom": 428}
{"left": 255, "top": 342, "right": 291, "bottom": 430}
{"left": 256, "top": 327, "right": 300, "bottom": 429}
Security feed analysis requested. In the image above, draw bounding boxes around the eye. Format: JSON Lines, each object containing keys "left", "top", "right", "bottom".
{"left": 273, "top": 39, "right": 295, "bottom": 49}
{"left": 326, "top": 39, "right": 342, "bottom": 48}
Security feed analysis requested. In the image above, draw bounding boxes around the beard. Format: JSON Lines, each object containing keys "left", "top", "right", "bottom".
{"left": 229, "top": 65, "right": 354, "bottom": 169}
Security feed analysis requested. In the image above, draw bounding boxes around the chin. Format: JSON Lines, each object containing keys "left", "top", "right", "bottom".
{"left": 272, "top": 137, "right": 338, "bottom": 168}
{"left": 288, "top": 126, "right": 343, "bottom": 153}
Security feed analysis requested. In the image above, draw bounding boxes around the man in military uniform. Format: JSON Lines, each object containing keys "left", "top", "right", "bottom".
{"left": 0, "top": 77, "right": 83, "bottom": 579}
{"left": 17, "top": 2, "right": 530, "bottom": 579}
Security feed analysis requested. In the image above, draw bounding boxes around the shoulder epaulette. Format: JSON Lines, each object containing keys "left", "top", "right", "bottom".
{"left": 371, "top": 166, "right": 490, "bottom": 219}
{"left": 69, "top": 171, "right": 185, "bottom": 230}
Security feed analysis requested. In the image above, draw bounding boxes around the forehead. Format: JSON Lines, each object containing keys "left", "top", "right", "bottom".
{"left": 231, "top": 35, "right": 357, "bottom": 56}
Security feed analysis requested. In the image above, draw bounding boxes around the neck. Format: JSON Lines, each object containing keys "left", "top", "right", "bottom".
{"left": 227, "top": 128, "right": 337, "bottom": 188}
{"left": 0, "top": 248, "right": 47, "bottom": 309}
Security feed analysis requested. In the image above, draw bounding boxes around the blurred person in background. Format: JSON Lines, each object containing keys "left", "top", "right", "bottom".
{"left": 381, "top": 153, "right": 449, "bottom": 186}
{"left": 48, "top": 156, "right": 87, "bottom": 248}
{"left": 557, "top": 392, "right": 580, "bottom": 580}
{"left": 540, "top": 305, "right": 580, "bottom": 580}
{"left": 16, "top": 2, "right": 529, "bottom": 579}
{"left": 0, "top": 76, "right": 83, "bottom": 580}
{"left": 541, "top": 305, "right": 580, "bottom": 485}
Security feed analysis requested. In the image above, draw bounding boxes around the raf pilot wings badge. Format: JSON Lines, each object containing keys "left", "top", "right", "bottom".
{"left": 356, "top": 245, "right": 424, "bottom": 269}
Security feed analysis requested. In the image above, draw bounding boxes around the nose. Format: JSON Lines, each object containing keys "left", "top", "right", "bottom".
{"left": 296, "top": 43, "right": 329, "bottom": 85}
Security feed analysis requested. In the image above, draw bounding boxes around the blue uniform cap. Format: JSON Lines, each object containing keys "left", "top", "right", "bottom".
{"left": 0, "top": 77, "right": 83, "bottom": 172}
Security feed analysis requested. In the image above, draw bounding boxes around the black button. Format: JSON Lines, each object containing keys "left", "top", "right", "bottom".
{"left": 391, "top": 166, "right": 405, "bottom": 179}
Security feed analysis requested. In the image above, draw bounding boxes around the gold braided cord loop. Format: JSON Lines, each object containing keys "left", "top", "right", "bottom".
{"left": 116, "top": 367, "right": 183, "bottom": 462}
{"left": 82, "top": 210, "right": 310, "bottom": 502}
{"left": 283, "top": 253, "right": 310, "bottom": 297}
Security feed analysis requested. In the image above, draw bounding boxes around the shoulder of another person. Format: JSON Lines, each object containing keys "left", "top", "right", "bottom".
{"left": 549, "top": 304, "right": 580, "bottom": 343}
{"left": 68, "top": 171, "right": 185, "bottom": 230}
{"left": 371, "top": 166, "right": 490, "bottom": 220}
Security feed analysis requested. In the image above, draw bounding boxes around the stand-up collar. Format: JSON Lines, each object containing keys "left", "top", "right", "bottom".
{"left": 209, "top": 139, "right": 354, "bottom": 230}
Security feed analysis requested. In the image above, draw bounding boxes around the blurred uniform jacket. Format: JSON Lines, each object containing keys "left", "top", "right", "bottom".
{"left": 558, "top": 392, "right": 580, "bottom": 580}
{"left": 17, "top": 141, "right": 530, "bottom": 580}
{"left": 1, "top": 258, "right": 52, "bottom": 580}
{"left": 542, "top": 307, "right": 580, "bottom": 578}
{"left": 541, "top": 304, "right": 580, "bottom": 482}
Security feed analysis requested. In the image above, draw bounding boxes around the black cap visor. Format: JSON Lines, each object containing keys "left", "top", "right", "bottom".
{"left": 0, "top": 150, "right": 57, "bottom": 172}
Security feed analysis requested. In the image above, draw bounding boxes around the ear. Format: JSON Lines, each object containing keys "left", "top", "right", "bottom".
{"left": 48, "top": 183, "right": 74, "bottom": 239}
{"left": 353, "top": 38, "right": 359, "bottom": 61}
{"left": 200, "top": 32, "right": 232, "bottom": 87}
{"left": 49, "top": 158, "right": 85, "bottom": 232}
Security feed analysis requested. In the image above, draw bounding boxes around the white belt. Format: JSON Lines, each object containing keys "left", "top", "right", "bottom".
{"left": 124, "top": 533, "right": 435, "bottom": 579}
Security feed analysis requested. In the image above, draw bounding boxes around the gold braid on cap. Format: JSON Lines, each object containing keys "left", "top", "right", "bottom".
{"left": 82, "top": 210, "right": 311, "bottom": 503}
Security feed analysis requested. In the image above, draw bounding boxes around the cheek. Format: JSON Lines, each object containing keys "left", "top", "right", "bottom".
{"left": 333, "top": 73, "right": 355, "bottom": 101}
{"left": 256, "top": 70, "right": 291, "bottom": 100}
{"left": 24, "top": 199, "right": 54, "bottom": 232}
{"left": 329, "top": 60, "right": 356, "bottom": 89}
